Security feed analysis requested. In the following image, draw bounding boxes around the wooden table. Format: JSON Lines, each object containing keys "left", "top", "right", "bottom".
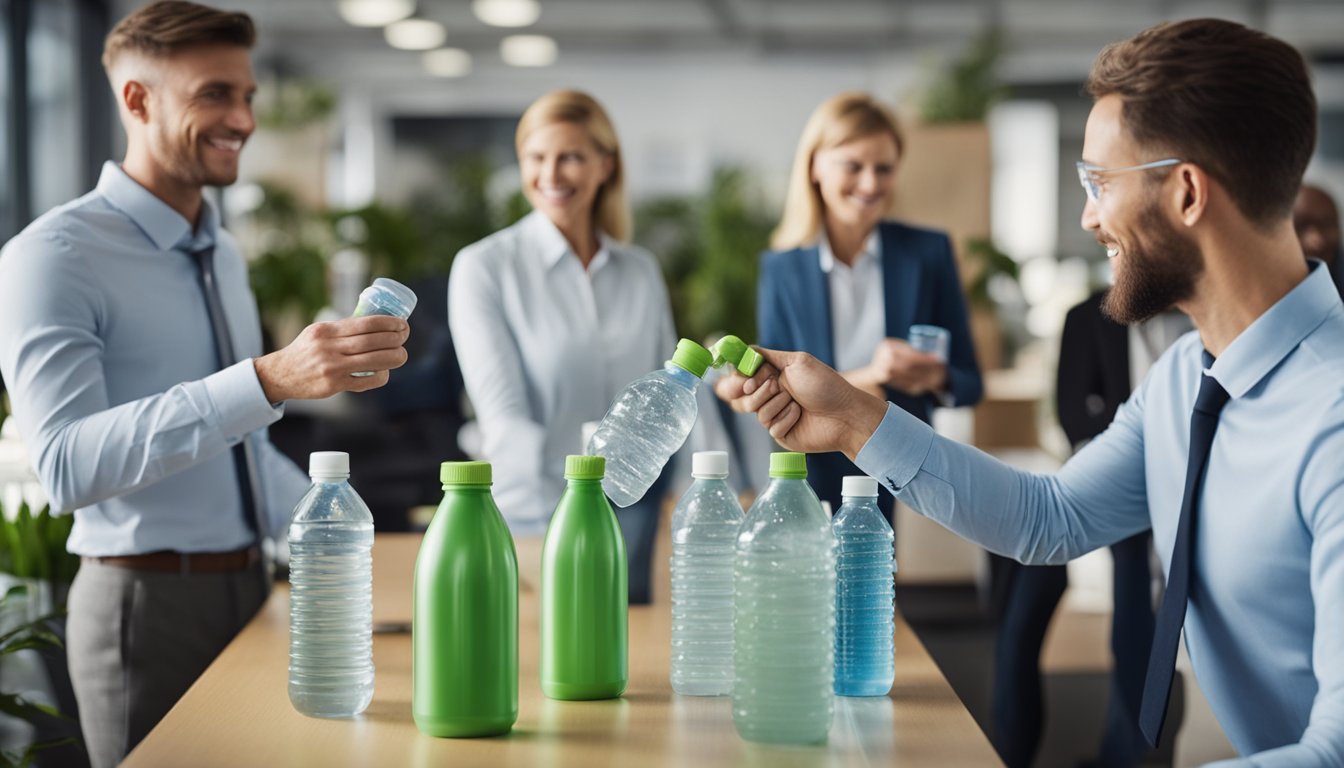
{"left": 124, "top": 532, "right": 1001, "bottom": 767}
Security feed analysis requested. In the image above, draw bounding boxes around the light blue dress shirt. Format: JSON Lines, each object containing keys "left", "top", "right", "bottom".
{"left": 856, "top": 263, "right": 1344, "bottom": 764}
{"left": 449, "top": 211, "right": 677, "bottom": 533}
{"left": 0, "top": 162, "right": 309, "bottom": 556}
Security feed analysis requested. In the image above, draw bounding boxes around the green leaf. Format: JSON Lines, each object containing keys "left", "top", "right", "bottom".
{"left": 0, "top": 693, "right": 62, "bottom": 721}
{"left": 0, "top": 629, "right": 62, "bottom": 656}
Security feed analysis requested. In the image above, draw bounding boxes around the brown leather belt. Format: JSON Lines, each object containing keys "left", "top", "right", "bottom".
{"left": 85, "top": 546, "right": 261, "bottom": 574}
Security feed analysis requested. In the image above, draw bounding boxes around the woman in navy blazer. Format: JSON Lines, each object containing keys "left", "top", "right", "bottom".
{"left": 756, "top": 92, "right": 983, "bottom": 520}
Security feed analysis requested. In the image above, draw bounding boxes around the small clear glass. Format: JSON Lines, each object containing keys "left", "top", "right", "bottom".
{"left": 908, "top": 324, "right": 950, "bottom": 362}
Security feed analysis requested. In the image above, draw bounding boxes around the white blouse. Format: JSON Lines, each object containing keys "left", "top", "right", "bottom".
{"left": 448, "top": 211, "right": 676, "bottom": 533}
{"left": 819, "top": 229, "right": 885, "bottom": 374}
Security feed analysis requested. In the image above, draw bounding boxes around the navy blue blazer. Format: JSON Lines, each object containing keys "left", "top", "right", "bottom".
{"left": 757, "top": 220, "right": 983, "bottom": 517}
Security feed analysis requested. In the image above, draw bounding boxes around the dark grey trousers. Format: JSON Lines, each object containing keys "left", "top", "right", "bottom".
{"left": 66, "top": 560, "right": 266, "bottom": 768}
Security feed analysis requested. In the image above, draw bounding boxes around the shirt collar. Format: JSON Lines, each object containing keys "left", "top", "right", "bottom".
{"left": 523, "top": 209, "right": 614, "bottom": 273}
{"left": 1207, "top": 260, "right": 1340, "bottom": 399}
{"left": 95, "top": 161, "right": 218, "bottom": 253}
{"left": 818, "top": 229, "right": 880, "bottom": 273}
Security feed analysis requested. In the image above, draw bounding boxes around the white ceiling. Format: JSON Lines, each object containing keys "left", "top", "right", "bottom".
{"left": 139, "top": 0, "right": 1344, "bottom": 86}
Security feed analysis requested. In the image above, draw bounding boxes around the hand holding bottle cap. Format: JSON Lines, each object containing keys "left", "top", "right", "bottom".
{"left": 710, "top": 335, "right": 764, "bottom": 377}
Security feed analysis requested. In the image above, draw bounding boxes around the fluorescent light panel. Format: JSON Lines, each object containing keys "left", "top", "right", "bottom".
{"left": 424, "top": 48, "right": 473, "bottom": 77}
{"left": 385, "top": 18, "right": 447, "bottom": 50}
{"left": 500, "top": 34, "right": 556, "bottom": 67}
{"left": 473, "top": 0, "right": 540, "bottom": 28}
{"left": 338, "top": 0, "right": 414, "bottom": 28}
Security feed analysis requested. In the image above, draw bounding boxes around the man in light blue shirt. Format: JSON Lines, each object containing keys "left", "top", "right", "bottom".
{"left": 720, "top": 19, "right": 1343, "bottom": 766}
{"left": 0, "top": 3, "right": 408, "bottom": 766}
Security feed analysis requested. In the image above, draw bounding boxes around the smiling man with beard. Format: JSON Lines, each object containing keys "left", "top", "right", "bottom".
{"left": 0, "top": 3, "right": 410, "bottom": 766}
{"left": 717, "top": 18, "right": 1344, "bottom": 765}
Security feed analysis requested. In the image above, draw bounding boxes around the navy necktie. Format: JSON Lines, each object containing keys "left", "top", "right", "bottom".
{"left": 1138, "top": 357, "right": 1230, "bottom": 746}
{"left": 190, "top": 246, "right": 265, "bottom": 544}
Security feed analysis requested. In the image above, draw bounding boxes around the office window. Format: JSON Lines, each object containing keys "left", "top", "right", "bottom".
{"left": 28, "top": 0, "right": 82, "bottom": 217}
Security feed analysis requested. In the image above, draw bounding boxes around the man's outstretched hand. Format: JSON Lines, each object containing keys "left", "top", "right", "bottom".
{"left": 714, "top": 347, "right": 887, "bottom": 460}
{"left": 254, "top": 316, "right": 410, "bottom": 403}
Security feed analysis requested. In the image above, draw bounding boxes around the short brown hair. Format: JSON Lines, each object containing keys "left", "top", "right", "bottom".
{"left": 103, "top": 1, "right": 255, "bottom": 72}
{"left": 1086, "top": 18, "right": 1316, "bottom": 229}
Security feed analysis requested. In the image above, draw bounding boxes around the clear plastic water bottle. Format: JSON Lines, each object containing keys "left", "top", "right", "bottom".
{"left": 352, "top": 276, "right": 417, "bottom": 319}
{"left": 670, "top": 450, "right": 744, "bottom": 696}
{"left": 351, "top": 277, "right": 417, "bottom": 378}
{"left": 288, "top": 451, "right": 375, "bottom": 718}
{"left": 833, "top": 476, "right": 896, "bottom": 697}
{"left": 587, "top": 339, "right": 713, "bottom": 508}
{"left": 733, "top": 452, "right": 837, "bottom": 745}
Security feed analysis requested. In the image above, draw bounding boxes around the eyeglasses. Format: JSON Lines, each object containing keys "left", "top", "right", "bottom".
{"left": 1075, "top": 158, "right": 1181, "bottom": 202}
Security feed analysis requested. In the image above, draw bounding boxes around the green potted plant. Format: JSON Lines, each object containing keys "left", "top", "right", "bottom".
{"left": 0, "top": 583, "right": 76, "bottom": 768}
{"left": 634, "top": 167, "right": 773, "bottom": 343}
{"left": 0, "top": 500, "right": 82, "bottom": 767}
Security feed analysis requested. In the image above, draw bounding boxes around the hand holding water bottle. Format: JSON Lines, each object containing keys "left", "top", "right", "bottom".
{"left": 864, "top": 333, "right": 947, "bottom": 397}
{"left": 254, "top": 315, "right": 409, "bottom": 401}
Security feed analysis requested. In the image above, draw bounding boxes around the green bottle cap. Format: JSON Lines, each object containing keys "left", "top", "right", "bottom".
{"left": 669, "top": 338, "right": 713, "bottom": 378}
{"left": 711, "top": 335, "right": 764, "bottom": 377}
{"left": 768, "top": 452, "right": 808, "bottom": 479}
{"left": 565, "top": 455, "right": 606, "bottom": 480}
{"left": 441, "top": 461, "right": 491, "bottom": 486}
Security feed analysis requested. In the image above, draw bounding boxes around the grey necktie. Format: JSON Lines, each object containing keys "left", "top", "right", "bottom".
{"left": 189, "top": 245, "right": 265, "bottom": 544}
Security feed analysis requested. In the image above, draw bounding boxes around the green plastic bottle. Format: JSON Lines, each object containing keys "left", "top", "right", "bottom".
{"left": 413, "top": 461, "right": 518, "bottom": 737}
{"left": 541, "top": 455, "right": 629, "bottom": 700}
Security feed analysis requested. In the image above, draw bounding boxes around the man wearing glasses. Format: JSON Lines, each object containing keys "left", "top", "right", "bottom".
{"left": 718, "top": 18, "right": 1343, "bottom": 765}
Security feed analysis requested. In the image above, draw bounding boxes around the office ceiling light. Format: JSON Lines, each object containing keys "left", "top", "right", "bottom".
{"left": 473, "top": 0, "right": 540, "bottom": 28}
{"left": 500, "top": 34, "right": 557, "bottom": 67}
{"left": 424, "top": 48, "right": 473, "bottom": 77}
{"left": 385, "top": 18, "right": 447, "bottom": 50}
{"left": 338, "top": 0, "right": 413, "bottom": 28}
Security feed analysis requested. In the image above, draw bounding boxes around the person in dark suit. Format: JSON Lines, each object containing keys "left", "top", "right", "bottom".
{"left": 992, "top": 288, "right": 1182, "bottom": 768}
{"left": 1294, "top": 184, "right": 1343, "bottom": 296}
{"left": 754, "top": 92, "right": 982, "bottom": 519}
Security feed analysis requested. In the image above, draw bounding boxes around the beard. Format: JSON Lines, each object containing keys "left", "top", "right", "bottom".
{"left": 1101, "top": 200, "right": 1203, "bottom": 325}
{"left": 153, "top": 128, "right": 240, "bottom": 190}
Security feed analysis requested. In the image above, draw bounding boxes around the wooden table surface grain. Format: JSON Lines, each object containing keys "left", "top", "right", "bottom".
{"left": 123, "top": 530, "right": 1001, "bottom": 767}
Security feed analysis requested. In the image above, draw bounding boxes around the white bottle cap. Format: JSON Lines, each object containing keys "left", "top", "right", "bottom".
{"left": 309, "top": 451, "right": 350, "bottom": 479}
{"left": 691, "top": 451, "right": 729, "bottom": 478}
{"left": 842, "top": 475, "right": 878, "bottom": 498}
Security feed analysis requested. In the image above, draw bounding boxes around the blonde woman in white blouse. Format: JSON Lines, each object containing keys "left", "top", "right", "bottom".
{"left": 449, "top": 90, "right": 676, "bottom": 538}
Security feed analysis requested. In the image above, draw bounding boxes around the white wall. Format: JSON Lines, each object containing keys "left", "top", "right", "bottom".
{"left": 331, "top": 49, "right": 930, "bottom": 209}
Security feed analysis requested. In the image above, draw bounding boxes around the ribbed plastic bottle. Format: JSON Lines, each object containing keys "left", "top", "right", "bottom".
{"left": 288, "top": 451, "right": 375, "bottom": 718}
{"left": 541, "top": 455, "right": 628, "bottom": 700}
{"left": 413, "top": 461, "right": 518, "bottom": 737}
{"left": 586, "top": 339, "right": 713, "bottom": 508}
{"left": 670, "top": 450, "right": 744, "bottom": 696}
{"left": 833, "top": 476, "right": 896, "bottom": 697}
{"left": 733, "top": 452, "right": 837, "bottom": 745}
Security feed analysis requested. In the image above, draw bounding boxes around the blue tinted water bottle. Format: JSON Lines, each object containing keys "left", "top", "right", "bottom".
{"left": 833, "top": 476, "right": 895, "bottom": 697}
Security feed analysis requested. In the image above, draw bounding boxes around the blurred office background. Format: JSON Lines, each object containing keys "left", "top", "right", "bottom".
{"left": 0, "top": 1, "right": 1342, "bottom": 766}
